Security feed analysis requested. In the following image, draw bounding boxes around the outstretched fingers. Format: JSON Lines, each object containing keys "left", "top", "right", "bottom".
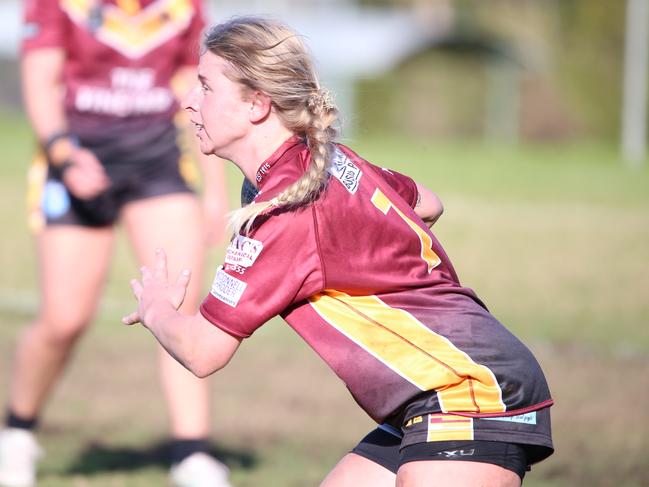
{"left": 124, "top": 249, "right": 183, "bottom": 326}
{"left": 176, "top": 268, "right": 191, "bottom": 290}
{"left": 122, "top": 311, "right": 141, "bottom": 326}
{"left": 130, "top": 278, "right": 143, "bottom": 299}
{"left": 123, "top": 278, "right": 144, "bottom": 325}
{"left": 154, "top": 247, "right": 168, "bottom": 280}
{"left": 171, "top": 268, "right": 191, "bottom": 310}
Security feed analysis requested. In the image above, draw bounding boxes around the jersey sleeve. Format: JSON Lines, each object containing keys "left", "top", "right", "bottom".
{"left": 200, "top": 209, "right": 323, "bottom": 339}
{"left": 177, "top": 0, "right": 205, "bottom": 66}
{"left": 367, "top": 163, "right": 419, "bottom": 208}
{"left": 21, "top": 0, "right": 68, "bottom": 53}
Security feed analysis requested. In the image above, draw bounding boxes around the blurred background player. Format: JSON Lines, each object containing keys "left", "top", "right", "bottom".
{"left": 0, "top": 1, "right": 232, "bottom": 487}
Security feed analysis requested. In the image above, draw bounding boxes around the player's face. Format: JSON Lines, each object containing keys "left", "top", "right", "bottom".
{"left": 184, "top": 52, "right": 251, "bottom": 158}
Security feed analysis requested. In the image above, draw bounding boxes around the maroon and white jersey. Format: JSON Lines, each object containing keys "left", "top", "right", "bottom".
{"left": 201, "top": 137, "right": 553, "bottom": 431}
{"left": 21, "top": 0, "right": 204, "bottom": 129}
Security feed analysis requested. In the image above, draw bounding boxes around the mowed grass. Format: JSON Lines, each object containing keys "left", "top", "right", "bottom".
{"left": 0, "top": 113, "right": 648, "bottom": 486}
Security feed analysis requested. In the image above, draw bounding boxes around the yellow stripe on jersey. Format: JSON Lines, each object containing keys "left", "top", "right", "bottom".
{"left": 371, "top": 188, "right": 441, "bottom": 273}
{"left": 309, "top": 290, "right": 505, "bottom": 414}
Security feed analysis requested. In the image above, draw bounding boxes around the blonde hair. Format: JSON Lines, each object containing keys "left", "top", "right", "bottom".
{"left": 203, "top": 17, "right": 339, "bottom": 234}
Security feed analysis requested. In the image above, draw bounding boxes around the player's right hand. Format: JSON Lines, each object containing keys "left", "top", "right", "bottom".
{"left": 122, "top": 248, "right": 191, "bottom": 327}
{"left": 62, "top": 146, "right": 110, "bottom": 199}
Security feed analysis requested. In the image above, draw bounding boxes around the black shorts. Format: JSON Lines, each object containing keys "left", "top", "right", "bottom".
{"left": 352, "top": 427, "right": 529, "bottom": 479}
{"left": 35, "top": 139, "right": 193, "bottom": 228}
{"left": 351, "top": 392, "right": 553, "bottom": 479}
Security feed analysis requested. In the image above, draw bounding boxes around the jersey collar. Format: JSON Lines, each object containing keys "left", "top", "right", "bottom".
{"left": 254, "top": 134, "right": 304, "bottom": 190}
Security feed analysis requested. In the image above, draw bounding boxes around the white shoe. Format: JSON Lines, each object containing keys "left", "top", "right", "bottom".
{"left": 170, "top": 452, "right": 232, "bottom": 487}
{"left": 0, "top": 428, "right": 43, "bottom": 487}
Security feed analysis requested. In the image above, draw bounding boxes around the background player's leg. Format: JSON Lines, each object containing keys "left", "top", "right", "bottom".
{"left": 122, "top": 193, "right": 230, "bottom": 487}
{"left": 320, "top": 453, "right": 396, "bottom": 487}
{"left": 396, "top": 460, "right": 521, "bottom": 487}
{"left": 0, "top": 225, "right": 113, "bottom": 487}
{"left": 8, "top": 225, "right": 114, "bottom": 419}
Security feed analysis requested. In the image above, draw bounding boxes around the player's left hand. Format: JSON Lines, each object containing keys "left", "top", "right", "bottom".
{"left": 122, "top": 248, "right": 191, "bottom": 327}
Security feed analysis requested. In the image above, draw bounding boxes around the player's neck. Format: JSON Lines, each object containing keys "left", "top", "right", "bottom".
{"left": 232, "top": 118, "right": 295, "bottom": 187}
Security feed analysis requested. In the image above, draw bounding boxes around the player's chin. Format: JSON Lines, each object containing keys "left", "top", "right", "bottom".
{"left": 198, "top": 140, "right": 213, "bottom": 155}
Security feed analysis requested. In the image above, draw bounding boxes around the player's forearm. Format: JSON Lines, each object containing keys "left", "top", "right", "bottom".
{"left": 21, "top": 49, "right": 68, "bottom": 142}
{"left": 143, "top": 302, "right": 239, "bottom": 378}
{"left": 143, "top": 302, "right": 205, "bottom": 375}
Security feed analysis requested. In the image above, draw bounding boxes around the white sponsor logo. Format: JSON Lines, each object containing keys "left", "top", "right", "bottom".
{"left": 482, "top": 412, "right": 537, "bottom": 425}
{"left": 327, "top": 148, "right": 362, "bottom": 194}
{"left": 256, "top": 162, "right": 272, "bottom": 183}
{"left": 210, "top": 267, "right": 247, "bottom": 307}
{"left": 225, "top": 235, "right": 264, "bottom": 268}
{"left": 224, "top": 263, "right": 246, "bottom": 275}
{"left": 74, "top": 67, "right": 173, "bottom": 116}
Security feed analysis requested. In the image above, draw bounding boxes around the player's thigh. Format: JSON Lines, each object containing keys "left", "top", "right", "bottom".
{"left": 121, "top": 193, "right": 205, "bottom": 304}
{"left": 396, "top": 440, "right": 525, "bottom": 487}
{"left": 320, "top": 453, "right": 395, "bottom": 487}
{"left": 320, "top": 425, "right": 400, "bottom": 487}
{"left": 396, "top": 460, "right": 520, "bottom": 487}
{"left": 37, "top": 225, "right": 114, "bottom": 328}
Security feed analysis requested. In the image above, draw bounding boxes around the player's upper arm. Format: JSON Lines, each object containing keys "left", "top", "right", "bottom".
{"left": 21, "top": 48, "right": 65, "bottom": 86}
{"left": 200, "top": 208, "right": 323, "bottom": 339}
{"left": 415, "top": 183, "right": 444, "bottom": 226}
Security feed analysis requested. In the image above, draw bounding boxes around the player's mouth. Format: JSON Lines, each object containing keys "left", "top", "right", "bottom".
{"left": 192, "top": 121, "right": 205, "bottom": 135}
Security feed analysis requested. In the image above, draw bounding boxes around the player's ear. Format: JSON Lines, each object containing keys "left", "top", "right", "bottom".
{"left": 249, "top": 91, "right": 271, "bottom": 123}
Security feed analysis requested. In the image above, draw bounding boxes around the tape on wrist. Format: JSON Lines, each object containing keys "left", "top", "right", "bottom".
{"left": 43, "top": 130, "right": 78, "bottom": 151}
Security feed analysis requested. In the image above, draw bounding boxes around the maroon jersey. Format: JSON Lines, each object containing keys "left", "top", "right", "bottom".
{"left": 201, "top": 137, "right": 552, "bottom": 442}
{"left": 21, "top": 0, "right": 203, "bottom": 133}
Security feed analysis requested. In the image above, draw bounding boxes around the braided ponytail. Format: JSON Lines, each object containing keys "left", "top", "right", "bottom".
{"left": 202, "top": 18, "right": 339, "bottom": 235}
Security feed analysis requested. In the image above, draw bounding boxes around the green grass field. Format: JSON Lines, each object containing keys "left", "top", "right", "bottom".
{"left": 0, "top": 113, "right": 648, "bottom": 486}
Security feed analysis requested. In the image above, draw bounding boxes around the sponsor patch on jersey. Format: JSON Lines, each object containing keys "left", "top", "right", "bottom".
{"left": 210, "top": 266, "right": 247, "bottom": 307}
{"left": 427, "top": 414, "right": 474, "bottom": 442}
{"left": 225, "top": 235, "right": 263, "bottom": 268}
{"left": 482, "top": 411, "right": 537, "bottom": 425}
{"left": 255, "top": 162, "right": 272, "bottom": 184}
{"left": 328, "top": 148, "right": 362, "bottom": 194}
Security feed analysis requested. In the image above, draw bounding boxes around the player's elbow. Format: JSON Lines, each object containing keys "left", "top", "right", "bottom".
{"left": 185, "top": 355, "right": 227, "bottom": 378}
{"left": 185, "top": 341, "right": 239, "bottom": 378}
{"left": 189, "top": 363, "right": 217, "bottom": 379}
{"left": 182, "top": 314, "right": 241, "bottom": 377}
{"left": 430, "top": 196, "right": 444, "bottom": 221}
{"left": 419, "top": 193, "right": 444, "bottom": 226}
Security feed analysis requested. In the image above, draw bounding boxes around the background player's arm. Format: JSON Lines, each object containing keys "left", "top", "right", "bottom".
{"left": 21, "top": 48, "right": 66, "bottom": 146}
{"left": 415, "top": 182, "right": 444, "bottom": 226}
{"left": 21, "top": 48, "right": 109, "bottom": 198}
{"left": 173, "top": 65, "right": 229, "bottom": 244}
{"left": 123, "top": 249, "right": 241, "bottom": 377}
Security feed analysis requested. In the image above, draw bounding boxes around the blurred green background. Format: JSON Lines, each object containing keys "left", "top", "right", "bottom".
{"left": 1, "top": 0, "right": 648, "bottom": 486}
